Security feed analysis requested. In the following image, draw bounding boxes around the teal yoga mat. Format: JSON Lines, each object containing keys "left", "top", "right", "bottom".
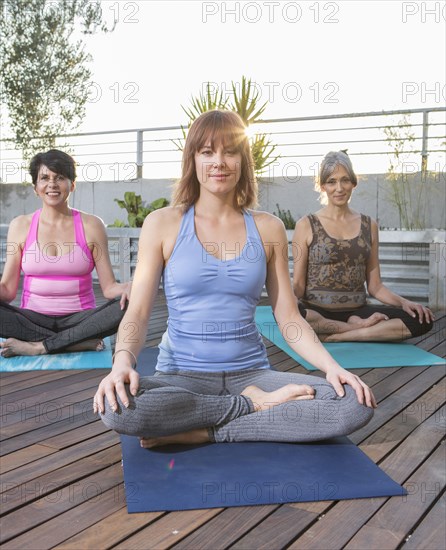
{"left": 255, "top": 306, "right": 445, "bottom": 370}
{"left": 0, "top": 337, "right": 112, "bottom": 372}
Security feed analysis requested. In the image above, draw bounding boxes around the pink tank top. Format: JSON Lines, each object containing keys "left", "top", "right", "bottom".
{"left": 20, "top": 209, "right": 96, "bottom": 315}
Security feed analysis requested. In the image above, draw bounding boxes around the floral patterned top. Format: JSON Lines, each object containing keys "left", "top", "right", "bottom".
{"left": 302, "top": 213, "right": 372, "bottom": 310}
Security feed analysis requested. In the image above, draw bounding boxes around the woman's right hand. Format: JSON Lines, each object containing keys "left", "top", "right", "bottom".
{"left": 93, "top": 365, "right": 140, "bottom": 414}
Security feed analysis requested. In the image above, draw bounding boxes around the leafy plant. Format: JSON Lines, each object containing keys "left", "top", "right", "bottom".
{"left": 273, "top": 204, "right": 296, "bottom": 230}
{"left": 175, "top": 76, "right": 279, "bottom": 175}
{"left": 112, "top": 192, "right": 169, "bottom": 227}
{"left": 0, "top": 0, "right": 116, "bottom": 160}
{"left": 383, "top": 115, "right": 427, "bottom": 229}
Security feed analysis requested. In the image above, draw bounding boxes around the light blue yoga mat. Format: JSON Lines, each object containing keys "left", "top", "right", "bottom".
{"left": 255, "top": 306, "right": 445, "bottom": 370}
{"left": 0, "top": 337, "right": 112, "bottom": 372}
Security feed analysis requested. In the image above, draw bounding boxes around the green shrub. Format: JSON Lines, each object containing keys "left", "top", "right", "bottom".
{"left": 273, "top": 204, "right": 296, "bottom": 230}
{"left": 111, "top": 192, "right": 169, "bottom": 227}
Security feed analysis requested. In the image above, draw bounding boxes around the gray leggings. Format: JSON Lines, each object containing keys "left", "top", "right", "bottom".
{"left": 101, "top": 367, "right": 373, "bottom": 443}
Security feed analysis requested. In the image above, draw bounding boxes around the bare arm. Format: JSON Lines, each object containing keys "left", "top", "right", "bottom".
{"left": 291, "top": 216, "right": 311, "bottom": 299}
{"left": 260, "top": 213, "right": 375, "bottom": 408}
{"left": 0, "top": 217, "right": 28, "bottom": 302}
{"left": 366, "top": 220, "right": 433, "bottom": 323}
{"left": 93, "top": 210, "right": 166, "bottom": 413}
{"left": 84, "top": 214, "right": 131, "bottom": 307}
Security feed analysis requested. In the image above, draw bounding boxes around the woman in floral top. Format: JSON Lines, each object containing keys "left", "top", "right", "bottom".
{"left": 292, "top": 151, "right": 434, "bottom": 342}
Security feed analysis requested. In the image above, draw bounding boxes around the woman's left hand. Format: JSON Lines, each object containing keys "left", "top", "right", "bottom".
{"left": 401, "top": 299, "right": 435, "bottom": 325}
{"left": 325, "top": 366, "right": 377, "bottom": 408}
{"left": 119, "top": 281, "right": 132, "bottom": 309}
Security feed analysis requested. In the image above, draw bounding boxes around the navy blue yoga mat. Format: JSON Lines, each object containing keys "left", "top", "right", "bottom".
{"left": 255, "top": 306, "right": 445, "bottom": 370}
{"left": 0, "top": 337, "right": 112, "bottom": 372}
{"left": 120, "top": 347, "right": 406, "bottom": 513}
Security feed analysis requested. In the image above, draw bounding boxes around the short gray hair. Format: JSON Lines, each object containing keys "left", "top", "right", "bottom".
{"left": 315, "top": 151, "right": 358, "bottom": 202}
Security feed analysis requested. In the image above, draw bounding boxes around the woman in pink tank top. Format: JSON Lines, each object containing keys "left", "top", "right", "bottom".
{"left": 0, "top": 149, "right": 131, "bottom": 357}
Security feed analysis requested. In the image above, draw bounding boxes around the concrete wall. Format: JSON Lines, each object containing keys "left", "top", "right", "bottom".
{"left": 1, "top": 172, "right": 445, "bottom": 229}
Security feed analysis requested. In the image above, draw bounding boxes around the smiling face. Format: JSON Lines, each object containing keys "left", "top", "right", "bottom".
{"left": 194, "top": 140, "right": 242, "bottom": 199}
{"left": 34, "top": 165, "right": 75, "bottom": 206}
{"left": 172, "top": 111, "right": 258, "bottom": 209}
{"left": 321, "top": 164, "right": 356, "bottom": 206}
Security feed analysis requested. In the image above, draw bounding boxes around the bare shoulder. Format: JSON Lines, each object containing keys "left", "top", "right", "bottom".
{"left": 145, "top": 205, "right": 183, "bottom": 224}
{"left": 8, "top": 214, "right": 33, "bottom": 242}
{"left": 250, "top": 210, "right": 286, "bottom": 239}
{"left": 140, "top": 205, "right": 184, "bottom": 243}
{"left": 141, "top": 205, "right": 182, "bottom": 231}
{"left": 78, "top": 210, "right": 106, "bottom": 230}
{"left": 294, "top": 214, "right": 311, "bottom": 233}
{"left": 78, "top": 211, "right": 108, "bottom": 246}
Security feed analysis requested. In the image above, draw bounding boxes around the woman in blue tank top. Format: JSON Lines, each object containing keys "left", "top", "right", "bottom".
{"left": 95, "top": 111, "right": 375, "bottom": 445}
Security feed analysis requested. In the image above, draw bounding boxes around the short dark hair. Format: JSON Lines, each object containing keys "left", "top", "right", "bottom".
{"left": 29, "top": 149, "right": 77, "bottom": 186}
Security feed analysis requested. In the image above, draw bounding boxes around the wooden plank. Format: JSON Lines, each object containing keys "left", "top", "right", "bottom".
{"left": 277, "top": 392, "right": 444, "bottom": 547}
{"left": 1, "top": 369, "right": 103, "bottom": 408}
{"left": 349, "top": 365, "right": 445, "bottom": 445}
{"left": 1, "top": 486, "right": 147, "bottom": 550}
{"left": 428, "top": 340, "right": 446, "bottom": 357}
{"left": 0, "top": 453, "right": 123, "bottom": 543}
{"left": 0, "top": 370, "right": 80, "bottom": 393}
{"left": 40, "top": 417, "right": 111, "bottom": 450}
{"left": 1, "top": 392, "right": 98, "bottom": 441}
{"left": 367, "top": 365, "right": 430, "bottom": 403}
{"left": 0, "top": 443, "right": 58, "bottom": 474}
{"left": 1, "top": 486, "right": 126, "bottom": 550}
{"left": 54, "top": 504, "right": 164, "bottom": 550}
{"left": 0, "top": 407, "right": 98, "bottom": 455}
{"left": 113, "top": 508, "right": 224, "bottom": 550}
{"left": 1, "top": 373, "right": 104, "bottom": 427}
{"left": 402, "top": 495, "right": 446, "bottom": 549}
{"left": 360, "top": 378, "right": 446, "bottom": 462}
{"left": 0, "top": 369, "right": 95, "bottom": 396}
{"left": 172, "top": 505, "right": 279, "bottom": 550}
{"left": 0, "top": 431, "right": 119, "bottom": 498}
{"left": 344, "top": 443, "right": 445, "bottom": 549}
{"left": 288, "top": 406, "right": 445, "bottom": 549}
{"left": 230, "top": 504, "right": 318, "bottom": 550}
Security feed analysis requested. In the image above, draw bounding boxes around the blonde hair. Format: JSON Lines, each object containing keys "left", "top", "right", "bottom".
{"left": 172, "top": 110, "right": 258, "bottom": 209}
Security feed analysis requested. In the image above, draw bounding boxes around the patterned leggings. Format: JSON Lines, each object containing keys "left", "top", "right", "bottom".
{"left": 100, "top": 367, "right": 373, "bottom": 443}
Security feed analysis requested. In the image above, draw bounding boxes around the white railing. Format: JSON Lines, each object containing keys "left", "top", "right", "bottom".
{"left": 1, "top": 107, "right": 445, "bottom": 183}
{"left": 1, "top": 225, "right": 444, "bottom": 309}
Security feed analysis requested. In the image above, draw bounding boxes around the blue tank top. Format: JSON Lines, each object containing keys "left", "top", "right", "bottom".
{"left": 157, "top": 205, "right": 270, "bottom": 372}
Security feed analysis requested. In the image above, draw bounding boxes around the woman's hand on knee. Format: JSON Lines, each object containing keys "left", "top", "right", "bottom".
{"left": 93, "top": 366, "right": 139, "bottom": 414}
{"left": 401, "top": 299, "right": 435, "bottom": 325}
{"left": 325, "top": 366, "right": 377, "bottom": 409}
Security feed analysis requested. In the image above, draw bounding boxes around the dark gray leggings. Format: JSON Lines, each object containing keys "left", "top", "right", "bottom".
{"left": 0, "top": 298, "right": 126, "bottom": 353}
{"left": 100, "top": 367, "right": 373, "bottom": 443}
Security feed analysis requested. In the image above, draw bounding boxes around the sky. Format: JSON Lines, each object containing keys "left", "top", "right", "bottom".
{"left": 82, "top": 0, "right": 445, "bottom": 129}
{"left": 80, "top": 0, "right": 446, "bottom": 177}
{"left": 1, "top": 0, "right": 445, "bottom": 181}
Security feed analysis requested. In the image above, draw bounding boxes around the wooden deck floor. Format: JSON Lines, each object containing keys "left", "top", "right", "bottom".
{"left": 1, "top": 290, "right": 445, "bottom": 550}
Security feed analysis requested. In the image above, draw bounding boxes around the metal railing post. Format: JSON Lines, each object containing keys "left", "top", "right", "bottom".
{"left": 421, "top": 111, "right": 429, "bottom": 174}
{"left": 136, "top": 130, "right": 143, "bottom": 179}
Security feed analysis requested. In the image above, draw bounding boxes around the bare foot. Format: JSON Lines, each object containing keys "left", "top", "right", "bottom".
{"left": 347, "top": 313, "right": 388, "bottom": 328}
{"left": 241, "top": 383, "right": 314, "bottom": 412}
{"left": 140, "top": 428, "right": 210, "bottom": 449}
{"left": 65, "top": 339, "right": 105, "bottom": 352}
{"left": 0, "top": 339, "right": 46, "bottom": 358}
